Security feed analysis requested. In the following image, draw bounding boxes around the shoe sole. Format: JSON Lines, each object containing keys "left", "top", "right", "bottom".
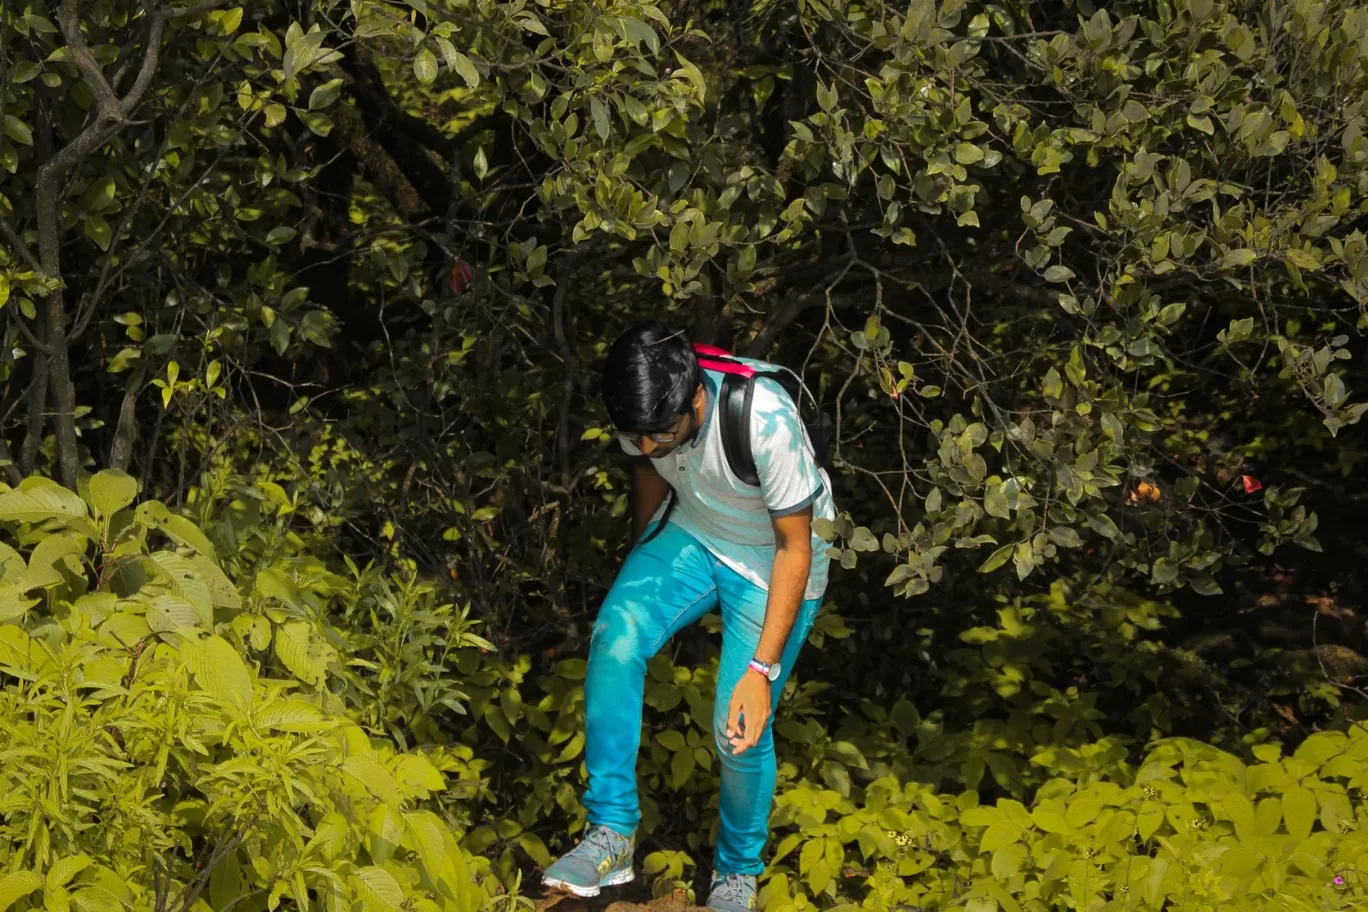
{"left": 542, "top": 869, "right": 635, "bottom": 898}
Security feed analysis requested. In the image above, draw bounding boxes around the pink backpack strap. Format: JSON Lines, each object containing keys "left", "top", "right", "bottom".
{"left": 693, "top": 343, "right": 756, "bottom": 377}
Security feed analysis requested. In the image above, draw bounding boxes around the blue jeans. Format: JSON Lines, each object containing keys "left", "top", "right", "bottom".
{"left": 582, "top": 521, "right": 821, "bottom": 876}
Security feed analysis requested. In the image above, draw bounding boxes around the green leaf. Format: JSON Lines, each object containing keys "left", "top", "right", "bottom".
{"left": 308, "top": 78, "right": 342, "bottom": 110}
{"left": 186, "top": 554, "right": 239, "bottom": 609}
{"left": 0, "top": 872, "right": 43, "bottom": 912}
{"left": 413, "top": 47, "right": 438, "bottom": 84}
{"left": 1087, "top": 513, "right": 1119, "bottom": 539}
{"left": 670, "top": 745, "right": 696, "bottom": 787}
{"left": 0, "top": 625, "right": 53, "bottom": 677}
{"left": 26, "top": 534, "right": 86, "bottom": 588}
{"left": 342, "top": 756, "right": 405, "bottom": 807}
{"left": 155, "top": 514, "right": 215, "bottom": 559}
{"left": 368, "top": 804, "right": 405, "bottom": 865}
{"left": 959, "top": 806, "right": 1002, "bottom": 827}
{"left": 404, "top": 811, "right": 468, "bottom": 897}
{"left": 1031, "top": 801, "right": 1070, "bottom": 834}
{"left": 218, "top": 7, "right": 244, "bottom": 34}
{"left": 3, "top": 116, "right": 34, "bottom": 146}
{"left": 435, "top": 38, "right": 480, "bottom": 88}
{"left": 1137, "top": 801, "right": 1164, "bottom": 841}
{"left": 671, "top": 52, "right": 707, "bottom": 103}
{"left": 47, "top": 857, "right": 93, "bottom": 892}
{"left": 254, "top": 567, "right": 301, "bottom": 608}
{"left": 275, "top": 621, "right": 326, "bottom": 686}
{"left": 656, "top": 730, "right": 686, "bottom": 751}
{"left": 889, "top": 698, "right": 920, "bottom": 736}
{"left": 954, "top": 143, "right": 984, "bottom": 164}
{"left": 984, "top": 485, "right": 1010, "bottom": 519}
{"left": 149, "top": 551, "right": 213, "bottom": 621}
{"left": 0, "top": 483, "right": 89, "bottom": 523}
{"left": 147, "top": 594, "right": 205, "bottom": 632}
{"left": 849, "top": 526, "right": 879, "bottom": 552}
{"left": 82, "top": 176, "right": 117, "bottom": 212}
{"left": 183, "top": 634, "right": 254, "bottom": 710}
{"left": 1157, "top": 302, "right": 1187, "bottom": 325}
{"left": 1188, "top": 572, "right": 1222, "bottom": 596}
{"left": 1186, "top": 112, "right": 1214, "bottom": 134}
{"left": 978, "top": 543, "right": 1014, "bottom": 573}
{"left": 1150, "top": 557, "right": 1179, "bottom": 585}
{"left": 266, "top": 226, "right": 297, "bottom": 246}
{"left": 1043, "top": 264, "right": 1075, "bottom": 283}
{"left": 1221, "top": 248, "right": 1257, "bottom": 268}
{"left": 89, "top": 469, "right": 138, "bottom": 518}
{"left": 351, "top": 868, "right": 403, "bottom": 912}
{"left": 85, "top": 216, "right": 113, "bottom": 250}
{"left": 1048, "top": 526, "right": 1083, "bottom": 548}
{"left": 591, "top": 95, "right": 610, "bottom": 142}
{"left": 256, "top": 698, "right": 331, "bottom": 732}
{"left": 1282, "top": 784, "right": 1316, "bottom": 841}
{"left": 70, "top": 888, "right": 122, "bottom": 912}
{"left": 979, "top": 822, "right": 1022, "bottom": 853}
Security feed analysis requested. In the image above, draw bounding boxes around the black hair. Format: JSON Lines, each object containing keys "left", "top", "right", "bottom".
{"left": 601, "top": 320, "right": 700, "bottom": 432}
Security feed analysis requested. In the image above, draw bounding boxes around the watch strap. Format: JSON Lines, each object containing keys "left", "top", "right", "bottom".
{"left": 748, "top": 658, "right": 779, "bottom": 681}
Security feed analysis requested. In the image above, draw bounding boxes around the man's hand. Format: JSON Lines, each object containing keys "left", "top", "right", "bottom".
{"left": 725, "top": 669, "right": 770, "bottom": 754}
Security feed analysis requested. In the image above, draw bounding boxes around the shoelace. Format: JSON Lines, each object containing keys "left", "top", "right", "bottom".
{"left": 711, "top": 873, "right": 755, "bottom": 907}
{"left": 573, "top": 825, "right": 625, "bottom": 863}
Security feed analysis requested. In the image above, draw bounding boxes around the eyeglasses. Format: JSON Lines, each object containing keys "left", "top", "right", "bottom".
{"left": 615, "top": 410, "right": 691, "bottom": 446}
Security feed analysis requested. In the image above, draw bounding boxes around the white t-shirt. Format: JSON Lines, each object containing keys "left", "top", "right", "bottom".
{"left": 620, "top": 362, "right": 835, "bottom": 600}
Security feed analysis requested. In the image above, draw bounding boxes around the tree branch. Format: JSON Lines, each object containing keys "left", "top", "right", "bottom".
{"left": 37, "top": 0, "right": 205, "bottom": 486}
{"left": 0, "top": 214, "right": 43, "bottom": 275}
{"left": 56, "top": 0, "right": 126, "bottom": 125}
{"left": 108, "top": 365, "right": 148, "bottom": 472}
{"left": 329, "top": 102, "right": 429, "bottom": 221}
{"left": 0, "top": 0, "right": 11, "bottom": 134}
{"left": 744, "top": 288, "right": 829, "bottom": 357}
{"left": 0, "top": 432, "right": 24, "bottom": 486}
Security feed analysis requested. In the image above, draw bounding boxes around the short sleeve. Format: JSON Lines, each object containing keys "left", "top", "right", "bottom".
{"left": 749, "top": 377, "right": 823, "bottom": 516}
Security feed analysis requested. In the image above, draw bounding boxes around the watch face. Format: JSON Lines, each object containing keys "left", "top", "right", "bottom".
{"left": 767, "top": 663, "right": 781, "bottom": 682}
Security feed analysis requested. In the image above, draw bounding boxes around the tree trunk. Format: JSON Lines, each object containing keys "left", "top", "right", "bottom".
{"left": 19, "top": 343, "right": 48, "bottom": 475}
{"left": 35, "top": 178, "right": 80, "bottom": 489}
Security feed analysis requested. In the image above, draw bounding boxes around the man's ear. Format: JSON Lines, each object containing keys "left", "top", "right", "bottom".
{"left": 694, "top": 383, "right": 706, "bottom": 407}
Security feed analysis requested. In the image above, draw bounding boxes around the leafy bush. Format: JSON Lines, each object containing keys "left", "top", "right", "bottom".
{"left": 763, "top": 732, "right": 1368, "bottom": 912}
{"left": 0, "top": 472, "right": 497, "bottom": 912}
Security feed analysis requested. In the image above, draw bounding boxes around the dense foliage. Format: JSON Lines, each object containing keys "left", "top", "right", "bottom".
{"left": 2, "top": 0, "right": 1367, "bottom": 909}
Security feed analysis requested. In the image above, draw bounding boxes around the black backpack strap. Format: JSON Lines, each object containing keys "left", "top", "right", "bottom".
{"left": 638, "top": 488, "right": 676, "bottom": 546}
{"left": 720, "top": 372, "right": 759, "bottom": 486}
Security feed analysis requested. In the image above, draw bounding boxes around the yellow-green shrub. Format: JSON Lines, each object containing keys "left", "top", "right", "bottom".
{"left": 0, "top": 472, "right": 496, "bottom": 912}
{"left": 762, "top": 734, "right": 1367, "bottom": 912}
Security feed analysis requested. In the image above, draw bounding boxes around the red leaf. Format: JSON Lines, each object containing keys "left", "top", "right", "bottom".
{"left": 1241, "top": 474, "right": 1262, "bottom": 493}
{"left": 449, "top": 259, "right": 473, "bottom": 294}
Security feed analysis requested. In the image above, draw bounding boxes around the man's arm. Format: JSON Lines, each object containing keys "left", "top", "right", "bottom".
{"left": 629, "top": 456, "right": 671, "bottom": 543}
{"left": 725, "top": 506, "right": 812, "bottom": 754}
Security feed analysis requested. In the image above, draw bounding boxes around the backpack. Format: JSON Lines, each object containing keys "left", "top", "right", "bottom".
{"left": 692, "top": 344, "right": 833, "bottom": 483}
{"left": 637, "top": 344, "right": 832, "bottom": 546}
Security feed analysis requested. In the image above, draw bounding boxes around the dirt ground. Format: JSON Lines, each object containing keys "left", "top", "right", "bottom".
{"left": 535, "top": 886, "right": 706, "bottom": 912}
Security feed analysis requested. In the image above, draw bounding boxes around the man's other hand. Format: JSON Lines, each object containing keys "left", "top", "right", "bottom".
{"left": 726, "top": 671, "right": 770, "bottom": 754}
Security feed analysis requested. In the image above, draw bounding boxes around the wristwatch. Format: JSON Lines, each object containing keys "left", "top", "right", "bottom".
{"left": 748, "top": 658, "right": 781, "bottom": 682}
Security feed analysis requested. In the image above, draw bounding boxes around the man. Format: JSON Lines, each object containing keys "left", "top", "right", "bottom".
{"left": 542, "top": 321, "right": 836, "bottom": 912}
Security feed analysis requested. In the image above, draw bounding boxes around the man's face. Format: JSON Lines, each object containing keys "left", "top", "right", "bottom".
{"left": 620, "top": 384, "right": 706, "bottom": 458}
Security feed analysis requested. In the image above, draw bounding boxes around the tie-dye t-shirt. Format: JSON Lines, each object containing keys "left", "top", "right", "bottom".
{"left": 620, "top": 361, "right": 835, "bottom": 601}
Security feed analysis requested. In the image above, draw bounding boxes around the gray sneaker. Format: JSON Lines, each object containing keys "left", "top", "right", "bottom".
{"left": 541, "top": 825, "right": 635, "bottom": 897}
{"left": 707, "top": 873, "right": 757, "bottom": 912}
